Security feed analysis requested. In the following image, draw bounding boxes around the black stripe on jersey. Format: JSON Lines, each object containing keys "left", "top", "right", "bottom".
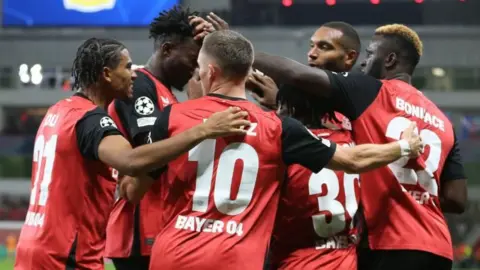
{"left": 131, "top": 204, "right": 142, "bottom": 257}
{"left": 65, "top": 234, "right": 78, "bottom": 270}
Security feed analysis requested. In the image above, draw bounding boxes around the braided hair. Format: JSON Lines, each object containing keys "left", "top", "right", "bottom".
{"left": 149, "top": 5, "right": 197, "bottom": 49}
{"left": 71, "top": 38, "right": 126, "bottom": 91}
{"left": 276, "top": 84, "right": 339, "bottom": 128}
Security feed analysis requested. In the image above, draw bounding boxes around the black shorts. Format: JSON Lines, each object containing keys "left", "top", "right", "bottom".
{"left": 111, "top": 256, "right": 150, "bottom": 270}
{"left": 357, "top": 248, "right": 452, "bottom": 270}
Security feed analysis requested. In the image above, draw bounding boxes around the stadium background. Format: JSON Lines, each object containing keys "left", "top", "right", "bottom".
{"left": 0, "top": 0, "right": 479, "bottom": 269}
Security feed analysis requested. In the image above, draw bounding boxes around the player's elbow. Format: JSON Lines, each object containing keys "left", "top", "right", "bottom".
{"left": 329, "top": 148, "right": 367, "bottom": 174}
{"left": 343, "top": 159, "right": 368, "bottom": 174}
{"left": 441, "top": 197, "right": 466, "bottom": 214}
{"left": 119, "top": 148, "right": 154, "bottom": 176}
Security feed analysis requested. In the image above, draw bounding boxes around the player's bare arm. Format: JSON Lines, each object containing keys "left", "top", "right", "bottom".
{"left": 440, "top": 180, "right": 467, "bottom": 213}
{"left": 254, "top": 52, "right": 333, "bottom": 98}
{"left": 438, "top": 136, "right": 467, "bottom": 213}
{"left": 98, "top": 107, "right": 250, "bottom": 176}
{"left": 327, "top": 122, "right": 423, "bottom": 173}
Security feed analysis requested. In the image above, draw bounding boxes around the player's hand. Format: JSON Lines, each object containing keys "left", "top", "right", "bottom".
{"left": 246, "top": 71, "right": 278, "bottom": 110}
{"left": 189, "top": 16, "right": 213, "bottom": 41}
{"left": 118, "top": 175, "right": 137, "bottom": 200}
{"left": 401, "top": 122, "right": 424, "bottom": 157}
{"left": 201, "top": 107, "right": 250, "bottom": 139}
{"left": 187, "top": 68, "right": 203, "bottom": 100}
{"left": 206, "top": 12, "right": 229, "bottom": 31}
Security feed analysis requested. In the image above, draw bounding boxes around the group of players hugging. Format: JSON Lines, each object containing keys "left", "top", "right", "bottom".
{"left": 13, "top": 5, "right": 467, "bottom": 270}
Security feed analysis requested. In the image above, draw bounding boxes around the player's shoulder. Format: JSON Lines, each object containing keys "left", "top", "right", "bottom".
{"left": 54, "top": 95, "right": 98, "bottom": 116}
{"left": 44, "top": 96, "right": 110, "bottom": 132}
{"left": 132, "top": 69, "right": 157, "bottom": 96}
{"left": 134, "top": 69, "right": 155, "bottom": 87}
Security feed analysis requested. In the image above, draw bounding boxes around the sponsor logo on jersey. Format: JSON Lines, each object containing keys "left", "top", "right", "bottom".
{"left": 63, "top": 0, "right": 116, "bottom": 13}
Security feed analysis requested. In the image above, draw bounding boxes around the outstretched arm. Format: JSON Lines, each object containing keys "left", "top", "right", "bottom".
{"left": 254, "top": 52, "right": 333, "bottom": 98}
{"left": 281, "top": 117, "right": 423, "bottom": 174}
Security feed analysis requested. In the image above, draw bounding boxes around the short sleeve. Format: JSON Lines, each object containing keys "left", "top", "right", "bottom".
{"left": 129, "top": 73, "right": 162, "bottom": 140}
{"left": 149, "top": 105, "right": 172, "bottom": 143}
{"left": 281, "top": 116, "right": 337, "bottom": 173}
{"left": 76, "top": 107, "right": 123, "bottom": 160}
{"left": 440, "top": 132, "right": 467, "bottom": 183}
{"left": 325, "top": 71, "right": 383, "bottom": 120}
{"left": 146, "top": 105, "right": 172, "bottom": 179}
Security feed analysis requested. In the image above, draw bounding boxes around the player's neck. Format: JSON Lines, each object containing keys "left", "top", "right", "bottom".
{"left": 145, "top": 55, "right": 169, "bottom": 88}
{"left": 209, "top": 80, "right": 247, "bottom": 100}
{"left": 386, "top": 72, "right": 411, "bottom": 84}
{"left": 80, "top": 87, "right": 110, "bottom": 110}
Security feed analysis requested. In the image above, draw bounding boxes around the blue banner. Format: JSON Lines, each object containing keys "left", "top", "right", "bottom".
{"left": 3, "top": 0, "right": 179, "bottom": 27}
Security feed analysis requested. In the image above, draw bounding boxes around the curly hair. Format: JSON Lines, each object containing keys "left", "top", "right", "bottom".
{"left": 149, "top": 5, "right": 197, "bottom": 48}
{"left": 71, "top": 38, "right": 125, "bottom": 90}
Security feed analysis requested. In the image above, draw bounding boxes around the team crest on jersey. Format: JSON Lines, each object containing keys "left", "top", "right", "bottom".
{"left": 100, "top": 116, "right": 117, "bottom": 128}
{"left": 135, "top": 96, "right": 155, "bottom": 116}
{"left": 160, "top": 96, "right": 170, "bottom": 106}
{"left": 63, "top": 0, "right": 116, "bottom": 13}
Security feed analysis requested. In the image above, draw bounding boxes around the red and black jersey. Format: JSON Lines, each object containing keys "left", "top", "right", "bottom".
{"left": 106, "top": 68, "right": 178, "bottom": 258}
{"left": 271, "top": 128, "right": 360, "bottom": 270}
{"left": 15, "top": 93, "right": 122, "bottom": 270}
{"left": 324, "top": 71, "right": 466, "bottom": 260}
{"left": 147, "top": 94, "right": 337, "bottom": 270}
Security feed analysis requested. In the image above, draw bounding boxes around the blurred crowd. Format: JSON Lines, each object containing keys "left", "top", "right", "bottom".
{"left": 0, "top": 194, "right": 28, "bottom": 221}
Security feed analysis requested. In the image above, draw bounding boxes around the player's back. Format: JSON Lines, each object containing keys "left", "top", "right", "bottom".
{"left": 271, "top": 127, "right": 360, "bottom": 270}
{"left": 15, "top": 96, "right": 116, "bottom": 270}
{"left": 149, "top": 94, "right": 286, "bottom": 270}
{"left": 353, "top": 79, "right": 455, "bottom": 259}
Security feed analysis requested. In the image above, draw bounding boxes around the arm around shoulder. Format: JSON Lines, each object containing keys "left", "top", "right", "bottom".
{"left": 326, "top": 122, "right": 424, "bottom": 173}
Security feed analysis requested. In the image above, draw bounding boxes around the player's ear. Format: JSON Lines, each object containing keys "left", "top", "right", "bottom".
{"left": 161, "top": 42, "right": 173, "bottom": 57}
{"left": 102, "top": 67, "right": 113, "bottom": 83}
{"left": 345, "top": 50, "right": 359, "bottom": 69}
{"left": 385, "top": 52, "right": 397, "bottom": 69}
{"left": 207, "top": 64, "right": 215, "bottom": 81}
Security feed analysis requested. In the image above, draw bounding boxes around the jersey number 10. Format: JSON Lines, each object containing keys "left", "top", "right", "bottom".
{"left": 188, "top": 140, "right": 259, "bottom": 216}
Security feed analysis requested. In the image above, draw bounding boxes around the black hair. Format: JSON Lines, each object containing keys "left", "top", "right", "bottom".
{"left": 71, "top": 38, "right": 126, "bottom": 91}
{"left": 322, "top": 21, "right": 361, "bottom": 53}
{"left": 149, "top": 5, "right": 197, "bottom": 49}
{"left": 276, "top": 84, "right": 339, "bottom": 128}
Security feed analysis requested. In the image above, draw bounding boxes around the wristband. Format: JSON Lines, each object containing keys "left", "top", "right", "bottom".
{"left": 398, "top": 139, "right": 411, "bottom": 157}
